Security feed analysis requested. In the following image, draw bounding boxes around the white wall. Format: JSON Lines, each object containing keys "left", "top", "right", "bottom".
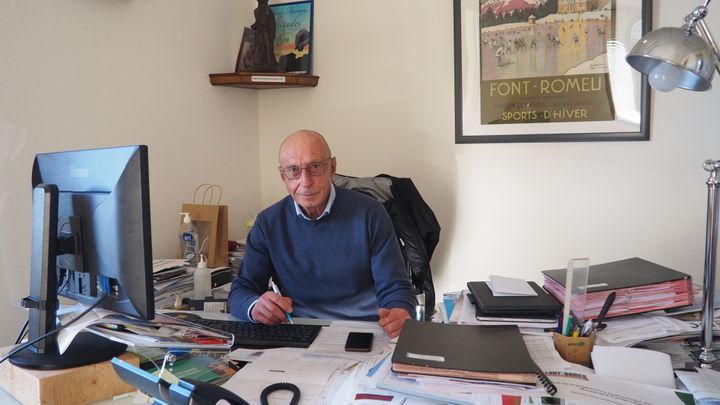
{"left": 2, "top": 0, "right": 718, "bottom": 347}
{"left": 258, "top": 0, "right": 720, "bottom": 298}
{"left": 0, "top": 1, "right": 261, "bottom": 345}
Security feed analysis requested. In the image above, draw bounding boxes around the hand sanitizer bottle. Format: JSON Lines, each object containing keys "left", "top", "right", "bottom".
{"left": 179, "top": 212, "right": 198, "bottom": 265}
{"left": 193, "top": 254, "right": 212, "bottom": 299}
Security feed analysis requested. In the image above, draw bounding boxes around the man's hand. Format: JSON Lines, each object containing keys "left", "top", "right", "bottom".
{"left": 251, "top": 290, "right": 293, "bottom": 325}
{"left": 378, "top": 307, "right": 411, "bottom": 339}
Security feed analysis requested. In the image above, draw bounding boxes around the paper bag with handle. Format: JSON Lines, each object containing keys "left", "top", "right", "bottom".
{"left": 179, "top": 184, "right": 229, "bottom": 268}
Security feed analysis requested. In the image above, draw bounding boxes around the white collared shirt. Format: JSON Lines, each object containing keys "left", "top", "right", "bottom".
{"left": 293, "top": 184, "right": 336, "bottom": 221}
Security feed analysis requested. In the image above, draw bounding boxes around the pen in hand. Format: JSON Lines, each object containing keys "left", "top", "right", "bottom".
{"left": 270, "top": 281, "right": 294, "bottom": 324}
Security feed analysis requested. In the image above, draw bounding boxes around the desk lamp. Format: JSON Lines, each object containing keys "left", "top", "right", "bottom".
{"left": 626, "top": 0, "right": 720, "bottom": 368}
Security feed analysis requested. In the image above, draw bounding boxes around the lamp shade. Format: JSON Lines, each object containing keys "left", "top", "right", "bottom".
{"left": 626, "top": 27, "right": 715, "bottom": 91}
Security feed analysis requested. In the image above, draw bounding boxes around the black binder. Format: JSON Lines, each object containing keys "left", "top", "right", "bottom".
{"left": 391, "top": 321, "right": 537, "bottom": 385}
{"left": 541, "top": 257, "right": 691, "bottom": 292}
{"left": 467, "top": 281, "right": 562, "bottom": 315}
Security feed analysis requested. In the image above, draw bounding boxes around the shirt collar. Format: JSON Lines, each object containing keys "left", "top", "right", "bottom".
{"left": 294, "top": 184, "right": 336, "bottom": 221}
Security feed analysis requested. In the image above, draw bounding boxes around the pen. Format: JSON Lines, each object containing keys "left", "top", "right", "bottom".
{"left": 593, "top": 291, "right": 616, "bottom": 332}
{"left": 270, "top": 281, "right": 294, "bottom": 324}
{"left": 580, "top": 319, "right": 593, "bottom": 337}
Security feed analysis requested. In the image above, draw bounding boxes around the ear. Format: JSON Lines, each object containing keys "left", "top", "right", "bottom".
{"left": 329, "top": 157, "right": 337, "bottom": 175}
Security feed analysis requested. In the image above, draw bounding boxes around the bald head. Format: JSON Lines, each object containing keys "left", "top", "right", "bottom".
{"left": 277, "top": 129, "right": 337, "bottom": 219}
{"left": 278, "top": 130, "right": 331, "bottom": 161}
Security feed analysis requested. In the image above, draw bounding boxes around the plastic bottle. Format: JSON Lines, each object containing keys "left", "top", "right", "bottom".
{"left": 179, "top": 212, "right": 199, "bottom": 265}
{"left": 193, "top": 254, "right": 212, "bottom": 299}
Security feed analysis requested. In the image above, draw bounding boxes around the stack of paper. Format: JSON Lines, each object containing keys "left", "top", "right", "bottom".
{"left": 542, "top": 257, "right": 694, "bottom": 319}
{"left": 594, "top": 313, "right": 699, "bottom": 346}
{"left": 57, "top": 309, "right": 234, "bottom": 353}
{"left": 153, "top": 259, "right": 193, "bottom": 309}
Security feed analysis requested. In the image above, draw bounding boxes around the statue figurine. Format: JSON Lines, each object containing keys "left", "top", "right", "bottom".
{"left": 250, "top": 0, "right": 278, "bottom": 71}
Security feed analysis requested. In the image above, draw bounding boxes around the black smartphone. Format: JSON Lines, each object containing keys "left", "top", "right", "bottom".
{"left": 344, "top": 332, "right": 373, "bottom": 352}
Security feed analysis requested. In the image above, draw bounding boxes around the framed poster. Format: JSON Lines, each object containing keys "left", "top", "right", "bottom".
{"left": 454, "top": 0, "right": 652, "bottom": 143}
{"left": 270, "top": 0, "right": 313, "bottom": 74}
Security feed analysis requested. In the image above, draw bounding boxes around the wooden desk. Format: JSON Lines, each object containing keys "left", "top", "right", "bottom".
{"left": 0, "top": 349, "right": 138, "bottom": 405}
{"left": 0, "top": 312, "right": 333, "bottom": 405}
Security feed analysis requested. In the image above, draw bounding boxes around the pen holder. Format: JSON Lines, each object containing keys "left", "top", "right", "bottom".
{"left": 552, "top": 332, "right": 595, "bottom": 367}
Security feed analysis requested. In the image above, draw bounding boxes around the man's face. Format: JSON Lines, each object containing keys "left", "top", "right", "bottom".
{"left": 278, "top": 137, "right": 336, "bottom": 219}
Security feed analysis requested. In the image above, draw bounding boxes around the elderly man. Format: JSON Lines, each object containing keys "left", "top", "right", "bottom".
{"left": 228, "top": 130, "right": 416, "bottom": 337}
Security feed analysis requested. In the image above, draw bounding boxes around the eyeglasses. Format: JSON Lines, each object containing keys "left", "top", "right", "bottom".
{"left": 279, "top": 158, "right": 332, "bottom": 180}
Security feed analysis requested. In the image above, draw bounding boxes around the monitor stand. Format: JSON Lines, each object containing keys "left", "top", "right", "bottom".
{"left": 9, "top": 332, "right": 127, "bottom": 370}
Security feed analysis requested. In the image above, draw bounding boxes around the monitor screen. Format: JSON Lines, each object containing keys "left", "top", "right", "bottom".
{"left": 10, "top": 145, "right": 154, "bottom": 370}
{"left": 31, "top": 145, "right": 154, "bottom": 319}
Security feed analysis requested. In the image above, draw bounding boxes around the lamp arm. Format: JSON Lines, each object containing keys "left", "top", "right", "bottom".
{"left": 686, "top": 4, "right": 720, "bottom": 76}
{"left": 694, "top": 18, "right": 720, "bottom": 76}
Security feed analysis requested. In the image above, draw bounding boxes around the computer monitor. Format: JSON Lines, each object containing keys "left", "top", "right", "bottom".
{"left": 10, "top": 145, "right": 154, "bottom": 370}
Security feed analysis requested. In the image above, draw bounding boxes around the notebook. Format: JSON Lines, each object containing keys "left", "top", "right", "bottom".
{"left": 467, "top": 281, "right": 562, "bottom": 315}
{"left": 474, "top": 303, "right": 559, "bottom": 329}
{"left": 391, "top": 321, "right": 539, "bottom": 386}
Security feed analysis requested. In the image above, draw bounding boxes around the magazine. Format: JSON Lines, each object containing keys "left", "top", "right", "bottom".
{"left": 57, "top": 307, "right": 233, "bottom": 354}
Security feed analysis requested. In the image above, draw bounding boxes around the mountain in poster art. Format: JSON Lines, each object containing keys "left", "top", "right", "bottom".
{"left": 480, "top": 0, "right": 545, "bottom": 16}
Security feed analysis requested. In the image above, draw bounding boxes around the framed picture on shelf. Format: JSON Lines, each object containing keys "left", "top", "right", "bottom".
{"left": 453, "top": 0, "right": 652, "bottom": 143}
{"left": 270, "top": 0, "right": 313, "bottom": 74}
{"left": 235, "top": 27, "right": 256, "bottom": 73}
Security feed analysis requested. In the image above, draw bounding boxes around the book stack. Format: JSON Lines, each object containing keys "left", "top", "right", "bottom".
{"left": 392, "top": 321, "right": 539, "bottom": 386}
{"left": 466, "top": 281, "right": 561, "bottom": 330}
{"left": 542, "top": 257, "right": 694, "bottom": 319}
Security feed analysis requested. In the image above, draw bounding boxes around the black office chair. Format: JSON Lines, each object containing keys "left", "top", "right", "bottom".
{"left": 333, "top": 174, "right": 441, "bottom": 320}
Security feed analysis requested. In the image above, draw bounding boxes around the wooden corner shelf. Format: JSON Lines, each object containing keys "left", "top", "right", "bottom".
{"left": 209, "top": 72, "right": 319, "bottom": 89}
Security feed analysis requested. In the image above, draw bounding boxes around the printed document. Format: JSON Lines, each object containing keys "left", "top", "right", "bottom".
{"left": 222, "top": 348, "right": 352, "bottom": 405}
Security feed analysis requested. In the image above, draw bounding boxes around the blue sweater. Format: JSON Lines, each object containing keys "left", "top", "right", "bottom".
{"left": 228, "top": 187, "right": 417, "bottom": 321}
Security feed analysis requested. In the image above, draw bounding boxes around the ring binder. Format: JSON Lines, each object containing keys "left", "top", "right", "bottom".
{"left": 532, "top": 361, "right": 557, "bottom": 396}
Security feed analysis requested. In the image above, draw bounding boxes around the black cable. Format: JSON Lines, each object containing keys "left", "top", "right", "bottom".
{"left": 14, "top": 321, "right": 28, "bottom": 345}
{"left": 260, "top": 382, "right": 300, "bottom": 405}
{"left": 0, "top": 294, "right": 108, "bottom": 365}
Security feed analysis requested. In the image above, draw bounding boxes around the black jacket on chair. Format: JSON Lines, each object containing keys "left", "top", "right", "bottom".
{"left": 333, "top": 174, "right": 440, "bottom": 320}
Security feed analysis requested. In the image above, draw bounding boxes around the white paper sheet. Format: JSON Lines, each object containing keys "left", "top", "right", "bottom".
{"left": 548, "top": 370, "right": 694, "bottom": 405}
{"left": 522, "top": 334, "right": 570, "bottom": 371}
{"left": 488, "top": 275, "right": 538, "bottom": 296}
{"left": 457, "top": 291, "right": 479, "bottom": 325}
{"left": 591, "top": 346, "right": 676, "bottom": 388}
{"left": 307, "top": 320, "right": 390, "bottom": 360}
{"left": 222, "top": 348, "right": 351, "bottom": 405}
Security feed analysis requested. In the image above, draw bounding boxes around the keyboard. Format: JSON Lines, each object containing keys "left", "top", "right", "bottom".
{"left": 188, "top": 318, "right": 322, "bottom": 349}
